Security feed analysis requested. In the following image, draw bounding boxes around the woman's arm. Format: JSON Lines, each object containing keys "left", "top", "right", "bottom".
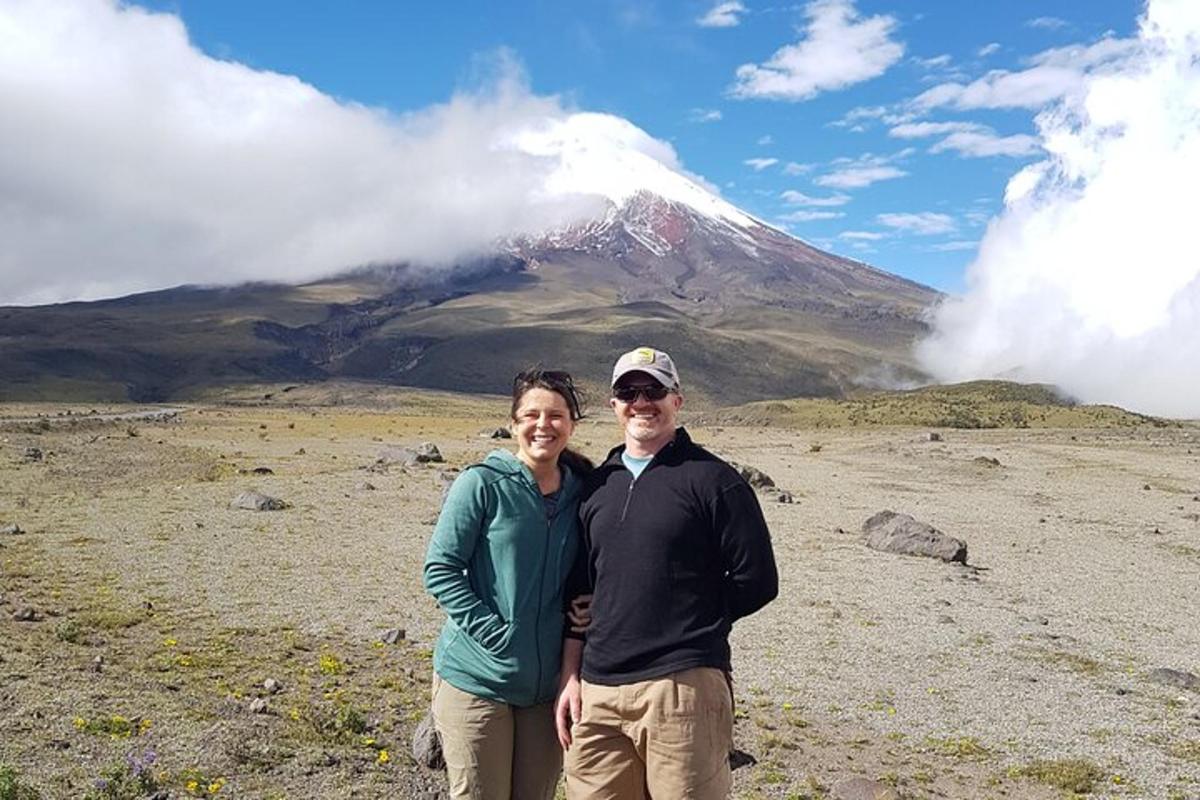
{"left": 422, "top": 470, "right": 509, "bottom": 653}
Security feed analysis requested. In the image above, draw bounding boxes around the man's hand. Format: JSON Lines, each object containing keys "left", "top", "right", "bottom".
{"left": 555, "top": 673, "right": 581, "bottom": 749}
{"left": 567, "top": 593, "right": 593, "bottom": 633}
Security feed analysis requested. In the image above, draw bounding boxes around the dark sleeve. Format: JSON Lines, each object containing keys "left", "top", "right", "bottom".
{"left": 561, "top": 503, "right": 594, "bottom": 641}
{"left": 713, "top": 480, "right": 778, "bottom": 620}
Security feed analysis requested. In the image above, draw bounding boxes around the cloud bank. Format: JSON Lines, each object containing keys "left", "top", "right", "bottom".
{"left": 0, "top": 0, "right": 620, "bottom": 305}
{"left": 917, "top": 0, "right": 1200, "bottom": 418}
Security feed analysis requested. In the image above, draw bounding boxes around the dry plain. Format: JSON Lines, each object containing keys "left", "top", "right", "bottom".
{"left": 1, "top": 388, "right": 1198, "bottom": 800}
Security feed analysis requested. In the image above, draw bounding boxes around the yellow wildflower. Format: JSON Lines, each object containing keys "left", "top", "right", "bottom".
{"left": 377, "top": 750, "right": 390, "bottom": 765}
{"left": 73, "top": 717, "right": 87, "bottom": 729}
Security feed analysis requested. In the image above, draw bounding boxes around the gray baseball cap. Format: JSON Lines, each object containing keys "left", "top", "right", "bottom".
{"left": 611, "top": 346, "right": 681, "bottom": 390}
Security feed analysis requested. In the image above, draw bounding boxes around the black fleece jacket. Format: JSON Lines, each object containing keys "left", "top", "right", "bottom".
{"left": 570, "top": 428, "right": 778, "bottom": 684}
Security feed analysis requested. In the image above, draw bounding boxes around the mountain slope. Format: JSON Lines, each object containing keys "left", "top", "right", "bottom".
{"left": 1, "top": 125, "right": 941, "bottom": 405}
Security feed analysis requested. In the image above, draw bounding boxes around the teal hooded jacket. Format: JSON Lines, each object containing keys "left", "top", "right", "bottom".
{"left": 423, "top": 449, "right": 582, "bottom": 707}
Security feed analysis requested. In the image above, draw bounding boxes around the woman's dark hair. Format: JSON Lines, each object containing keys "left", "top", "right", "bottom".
{"left": 511, "top": 367, "right": 594, "bottom": 475}
{"left": 511, "top": 368, "right": 585, "bottom": 421}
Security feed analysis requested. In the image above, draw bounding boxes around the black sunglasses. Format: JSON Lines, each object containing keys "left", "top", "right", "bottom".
{"left": 612, "top": 384, "right": 671, "bottom": 403}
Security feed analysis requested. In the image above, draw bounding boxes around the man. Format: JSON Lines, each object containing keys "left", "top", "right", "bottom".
{"left": 556, "top": 346, "right": 778, "bottom": 799}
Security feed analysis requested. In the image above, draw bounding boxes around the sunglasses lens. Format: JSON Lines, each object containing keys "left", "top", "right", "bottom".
{"left": 615, "top": 385, "right": 669, "bottom": 402}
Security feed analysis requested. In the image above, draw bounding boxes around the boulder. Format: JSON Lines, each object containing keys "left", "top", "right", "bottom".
{"left": 381, "top": 628, "right": 406, "bottom": 645}
{"left": 731, "top": 462, "right": 775, "bottom": 490}
{"left": 416, "top": 443, "right": 444, "bottom": 463}
{"left": 831, "top": 778, "right": 901, "bottom": 800}
{"left": 482, "top": 428, "right": 512, "bottom": 439}
{"left": 974, "top": 456, "right": 1001, "bottom": 467}
{"left": 21, "top": 447, "right": 43, "bottom": 462}
{"left": 1147, "top": 667, "right": 1199, "bottom": 691}
{"left": 0, "top": 523, "right": 24, "bottom": 536}
{"left": 728, "top": 748, "right": 757, "bottom": 771}
{"left": 229, "top": 491, "right": 289, "bottom": 511}
{"left": 412, "top": 713, "right": 444, "bottom": 770}
{"left": 863, "top": 511, "right": 968, "bottom": 564}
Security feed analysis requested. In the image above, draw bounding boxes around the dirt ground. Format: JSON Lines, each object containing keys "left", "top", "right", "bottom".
{"left": 1, "top": 395, "right": 1198, "bottom": 799}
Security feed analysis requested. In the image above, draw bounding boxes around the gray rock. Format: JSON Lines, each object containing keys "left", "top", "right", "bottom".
{"left": 381, "top": 628, "right": 406, "bottom": 645}
{"left": 937, "top": 614, "right": 955, "bottom": 624}
{"left": 483, "top": 428, "right": 512, "bottom": 439}
{"left": 863, "top": 510, "right": 968, "bottom": 564}
{"left": 249, "top": 698, "right": 269, "bottom": 714}
{"left": 774, "top": 491, "right": 795, "bottom": 504}
{"left": 416, "top": 442, "right": 444, "bottom": 463}
{"left": 0, "top": 523, "right": 24, "bottom": 535}
{"left": 229, "top": 491, "right": 289, "bottom": 511}
{"left": 1147, "top": 667, "right": 1199, "bottom": 690}
{"left": 356, "top": 481, "right": 377, "bottom": 491}
{"left": 377, "top": 446, "right": 421, "bottom": 468}
{"left": 412, "top": 713, "right": 444, "bottom": 770}
{"left": 13, "top": 606, "right": 41, "bottom": 622}
{"left": 929, "top": 432, "right": 943, "bottom": 442}
{"left": 263, "top": 678, "right": 283, "bottom": 694}
{"left": 731, "top": 462, "right": 775, "bottom": 490}
{"left": 831, "top": 778, "right": 900, "bottom": 800}
{"left": 974, "top": 456, "right": 1001, "bottom": 467}
{"left": 729, "top": 748, "right": 757, "bottom": 770}
{"left": 91, "top": 656, "right": 104, "bottom": 674}
{"left": 21, "top": 447, "right": 43, "bottom": 462}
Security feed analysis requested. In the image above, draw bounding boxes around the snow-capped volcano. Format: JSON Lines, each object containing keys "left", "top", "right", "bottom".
{"left": 506, "top": 112, "right": 761, "bottom": 233}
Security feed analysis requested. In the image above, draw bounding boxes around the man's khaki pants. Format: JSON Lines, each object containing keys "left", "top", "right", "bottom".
{"left": 431, "top": 674, "right": 562, "bottom": 800}
{"left": 563, "top": 667, "right": 733, "bottom": 800}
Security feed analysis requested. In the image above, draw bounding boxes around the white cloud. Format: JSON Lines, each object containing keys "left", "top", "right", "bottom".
{"left": 780, "top": 190, "right": 851, "bottom": 206}
{"left": 780, "top": 210, "right": 845, "bottom": 222}
{"left": 815, "top": 166, "right": 907, "bottom": 188}
{"left": 744, "top": 157, "right": 779, "bottom": 171}
{"left": 839, "top": 230, "right": 886, "bottom": 240}
{"left": 913, "top": 36, "right": 1139, "bottom": 111}
{"left": 889, "top": 120, "right": 1040, "bottom": 158}
{"left": 927, "top": 240, "right": 978, "bottom": 252}
{"left": 832, "top": 105, "right": 888, "bottom": 127}
{"left": 697, "top": 1, "right": 747, "bottom": 28}
{"left": 689, "top": 107, "right": 724, "bottom": 122}
{"left": 915, "top": 54, "right": 953, "bottom": 69}
{"left": 1026, "top": 16, "right": 1068, "bottom": 30}
{"left": 815, "top": 152, "right": 909, "bottom": 188}
{"left": 877, "top": 212, "right": 957, "bottom": 235}
{"left": 783, "top": 161, "right": 815, "bottom": 175}
{"left": 0, "top": 1, "right": 701, "bottom": 304}
{"left": 757, "top": 134, "right": 774, "bottom": 145}
{"left": 978, "top": 42, "right": 1001, "bottom": 57}
{"left": 731, "top": 0, "right": 904, "bottom": 101}
{"left": 917, "top": 0, "right": 1200, "bottom": 418}
{"left": 889, "top": 121, "right": 982, "bottom": 138}
{"left": 929, "top": 131, "right": 1040, "bottom": 157}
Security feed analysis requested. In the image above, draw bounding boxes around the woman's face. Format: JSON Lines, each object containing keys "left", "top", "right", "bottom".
{"left": 512, "top": 387, "right": 575, "bottom": 469}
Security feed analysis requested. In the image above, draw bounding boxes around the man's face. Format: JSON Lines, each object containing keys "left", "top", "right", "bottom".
{"left": 610, "top": 371, "right": 683, "bottom": 449}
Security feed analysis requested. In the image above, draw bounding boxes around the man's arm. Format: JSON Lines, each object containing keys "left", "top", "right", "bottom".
{"left": 714, "top": 480, "right": 779, "bottom": 619}
{"left": 555, "top": 638, "right": 584, "bottom": 749}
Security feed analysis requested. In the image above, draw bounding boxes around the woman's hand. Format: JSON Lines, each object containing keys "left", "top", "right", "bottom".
{"left": 567, "top": 593, "right": 593, "bottom": 633}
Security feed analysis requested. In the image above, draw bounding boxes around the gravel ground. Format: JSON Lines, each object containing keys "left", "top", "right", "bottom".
{"left": 1, "top": 402, "right": 1198, "bottom": 798}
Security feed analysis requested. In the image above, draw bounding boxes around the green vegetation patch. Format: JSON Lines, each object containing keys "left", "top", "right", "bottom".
{"left": 1012, "top": 758, "right": 1106, "bottom": 794}
{"left": 723, "top": 380, "right": 1167, "bottom": 429}
{"left": 0, "top": 766, "right": 42, "bottom": 800}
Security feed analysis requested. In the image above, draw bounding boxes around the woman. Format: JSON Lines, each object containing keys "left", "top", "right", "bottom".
{"left": 424, "top": 368, "right": 591, "bottom": 800}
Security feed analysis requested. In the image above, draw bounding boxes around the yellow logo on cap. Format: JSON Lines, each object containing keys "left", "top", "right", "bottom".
{"left": 633, "top": 348, "right": 656, "bottom": 364}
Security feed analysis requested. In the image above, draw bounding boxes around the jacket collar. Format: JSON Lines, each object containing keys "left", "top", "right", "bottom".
{"left": 600, "top": 427, "right": 693, "bottom": 470}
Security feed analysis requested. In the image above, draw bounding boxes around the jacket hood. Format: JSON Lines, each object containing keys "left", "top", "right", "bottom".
{"left": 478, "top": 448, "right": 583, "bottom": 503}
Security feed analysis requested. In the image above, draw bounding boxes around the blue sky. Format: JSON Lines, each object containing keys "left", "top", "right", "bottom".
{"left": 130, "top": 0, "right": 1142, "bottom": 292}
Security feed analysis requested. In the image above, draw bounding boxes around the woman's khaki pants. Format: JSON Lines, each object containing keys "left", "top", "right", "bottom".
{"left": 431, "top": 674, "right": 562, "bottom": 800}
